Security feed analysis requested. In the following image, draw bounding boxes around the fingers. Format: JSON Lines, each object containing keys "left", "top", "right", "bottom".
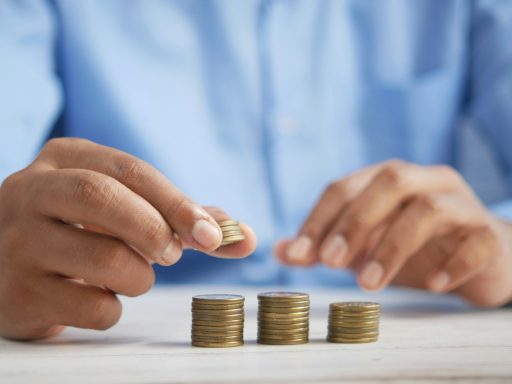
{"left": 42, "top": 277, "right": 122, "bottom": 331}
{"left": 32, "top": 168, "right": 182, "bottom": 266}
{"left": 37, "top": 138, "right": 223, "bottom": 252}
{"left": 426, "top": 227, "right": 497, "bottom": 293}
{"left": 34, "top": 222, "right": 155, "bottom": 297}
{"left": 357, "top": 193, "right": 483, "bottom": 291}
{"left": 319, "top": 162, "right": 462, "bottom": 269}
{"left": 199, "top": 207, "right": 257, "bottom": 258}
{"left": 280, "top": 165, "right": 382, "bottom": 266}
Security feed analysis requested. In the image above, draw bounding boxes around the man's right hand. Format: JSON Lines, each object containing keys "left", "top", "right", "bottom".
{"left": 0, "top": 138, "right": 256, "bottom": 340}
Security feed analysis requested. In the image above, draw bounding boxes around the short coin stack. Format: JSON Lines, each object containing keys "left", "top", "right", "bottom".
{"left": 191, "top": 294, "right": 245, "bottom": 348}
{"left": 257, "top": 292, "right": 310, "bottom": 345}
{"left": 327, "top": 301, "right": 380, "bottom": 343}
{"left": 218, "top": 220, "right": 245, "bottom": 247}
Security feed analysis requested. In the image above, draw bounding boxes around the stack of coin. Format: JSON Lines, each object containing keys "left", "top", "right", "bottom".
{"left": 257, "top": 292, "right": 310, "bottom": 345}
{"left": 218, "top": 220, "right": 245, "bottom": 247}
{"left": 191, "top": 294, "right": 245, "bottom": 348}
{"left": 327, "top": 301, "right": 380, "bottom": 343}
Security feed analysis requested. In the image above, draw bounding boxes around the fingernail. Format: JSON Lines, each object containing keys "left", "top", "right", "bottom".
{"left": 287, "top": 235, "right": 312, "bottom": 261}
{"left": 320, "top": 235, "right": 347, "bottom": 266}
{"left": 160, "top": 242, "right": 179, "bottom": 266}
{"left": 192, "top": 219, "right": 222, "bottom": 249}
{"left": 430, "top": 271, "right": 450, "bottom": 292}
{"left": 359, "top": 261, "right": 384, "bottom": 289}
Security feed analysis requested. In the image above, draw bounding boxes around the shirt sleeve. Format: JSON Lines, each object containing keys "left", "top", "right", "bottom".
{"left": 0, "top": 0, "right": 61, "bottom": 183}
{"left": 467, "top": 0, "right": 512, "bottom": 222}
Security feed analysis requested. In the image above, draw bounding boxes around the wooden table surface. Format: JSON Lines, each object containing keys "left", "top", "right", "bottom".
{"left": 1, "top": 285, "right": 511, "bottom": 383}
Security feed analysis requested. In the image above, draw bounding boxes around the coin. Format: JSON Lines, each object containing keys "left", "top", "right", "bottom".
{"left": 329, "top": 302, "right": 381, "bottom": 312}
{"left": 192, "top": 340, "right": 243, "bottom": 348}
{"left": 218, "top": 220, "right": 239, "bottom": 227}
{"left": 219, "top": 230, "right": 243, "bottom": 237}
{"left": 257, "top": 321, "right": 309, "bottom": 330}
{"left": 192, "top": 324, "right": 244, "bottom": 333}
{"left": 193, "top": 294, "right": 244, "bottom": 303}
{"left": 329, "top": 310, "right": 380, "bottom": 317}
{"left": 257, "top": 300, "right": 310, "bottom": 308}
{"left": 327, "top": 326, "right": 378, "bottom": 334}
{"left": 327, "top": 331, "right": 379, "bottom": 339}
{"left": 326, "top": 336, "right": 378, "bottom": 344}
{"left": 258, "top": 311, "right": 310, "bottom": 319}
{"left": 258, "top": 338, "right": 309, "bottom": 345}
{"left": 192, "top": 308, "right": 244, "bottom": 315}
{"left": 258, "top": 306, "right": 310, "bottom": 314}
{"left": 258, "top": 292, "right": 309, "bottom": 301}
{"left": 257, "top": 332, "right": 309, "bottom": 341}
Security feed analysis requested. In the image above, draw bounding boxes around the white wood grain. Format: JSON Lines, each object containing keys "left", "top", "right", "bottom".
{"left": 1, "top": 286, "right": 511, "bottom": 383}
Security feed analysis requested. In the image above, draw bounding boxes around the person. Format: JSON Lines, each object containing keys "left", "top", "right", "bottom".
{"left": 1, "top": 1, "right": 511, "bottom": 341}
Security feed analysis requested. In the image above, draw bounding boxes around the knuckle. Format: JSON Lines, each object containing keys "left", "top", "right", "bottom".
{"left": 43, "top": 137, "right": 89, "bottom": 153}
{"left": 164, "top": 196, "right": 192, "bottom": 222}
{"left": 377, "top": 163, "right": 408, "bottom": 188}
{"left": 141, "top": 216, "right": 169, "bottom": 246}
{"left": 72, "top": 174, "right": 118, "bottom": 209}
{"left": 91, "top": 294, "right": 121, "bottom": 330}
{"left": 324, "top": 181, "right": 346, "bottom": 199}
{"left": 114, "top": 158, "right": 152, "bottom": 186}
{"left": 345, "top": 213, "right": 367, "bottom": 235}
{"left": 412, "top": 194, "right": 441, "bottom": 215}
{"left": 382, "top": 240, "right": 402, "bottom": 259}
{"left": 0, "top": 171, "right": 23, "bottom": 195}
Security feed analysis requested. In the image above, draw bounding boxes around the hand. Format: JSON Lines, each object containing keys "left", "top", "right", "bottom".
{"left": 0, "top": 138, "right": 256, "bottom": 340}
{"left": 275, "top": 160, "right": 512, "bottom": 307}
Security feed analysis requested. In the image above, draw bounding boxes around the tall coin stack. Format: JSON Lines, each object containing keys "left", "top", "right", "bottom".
{"left": 218, "top": 220, "right": 245, "bottom": 247}
{"left": 191, "top": 294, "right": 245, "bottom": 348}
{"left": 327, "top": 301, "right": 380, "bottom": 343}
{"left": 257, "top": 292, "right": 310, "bottom": 345}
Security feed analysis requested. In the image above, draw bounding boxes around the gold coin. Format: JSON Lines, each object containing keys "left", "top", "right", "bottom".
{"left": 192, "top": 328, "right": 244, "bottom": 335}
{"left": 328, "top": 313, "right": 380, "bottom": 321}
{"left": 193, "top": 294, "right": 244, "bottom": 303}
{"left": 220, "top": 230, "right": 243, "bottom": 237}
{"left": 329, "top": 309, "right": 380, "bottom": 316}
{"left": 192, "top": 303, "right": 244, "bottom": 311}
{"left": 257, "top": 327, "right": 309, "bottom": 335}
{"left": 257, "top": 338, "right": 308, "bottom": 345}
{"left": 257, "top": 321, "right": 309, "bottom": 329}
{"left": 192, "top": 319, "right": 244, "bottom": 327}
{"left": 191, "top": 333, "right": 243, "bottom": 341}
{"left": 327, "top": 326, "right": 379, "bottom": 334}
{"left": 258, "top": 311, "right": 309, "bottom": 319}
{"left": 218, "top": 220, "right": 239, "bottom": 227}
{"left": 258, "top": 300, "right": 310, "bottom": 308}
{"left": 257, "top": 332, "right": 309, "bottom": 341}
{"left": 192, "top": 317, "right": 244, "bottom": 324}
{"left": 258, "top": 318, "right": 309, "bottom": 325}
{"left": 258, "top": 306, "right": 310, "bottom": 314}
{"left": 221, "top": 234, "right": 246, "bottom": 241}
{"left": 328, "top": 319, "right": 379, "bottom": 327}
{"left": 330, "top": 302, "right": 381, "bottom": 312}
{"left": 192, "top": 340, "right": 243, "bottom": 348}
{"left": 258, "top": 292, "right": 309, "bottom": 301}
{"left": 192, "top": 324, "right": 243, "bottom": 331}
{"left": 192, "top": 307, "right": 244, "bottom": 315}
{"left": 327, "top": 330, "right": 379, "bottom": 339}
{"left": 327, "top": 336, "right": 378, "bottom": 344}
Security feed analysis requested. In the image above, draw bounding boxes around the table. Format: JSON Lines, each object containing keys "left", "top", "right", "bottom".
{"left": 1, "top": 285, "right": 511, "bottom": 383}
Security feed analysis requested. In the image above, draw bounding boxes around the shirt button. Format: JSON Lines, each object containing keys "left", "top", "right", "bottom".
{"left": 276, "top": 115, "right": 297, "bottom": 135}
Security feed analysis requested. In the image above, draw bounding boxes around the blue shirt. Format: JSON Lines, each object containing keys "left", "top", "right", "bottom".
{"left": 2, "top": 0, "right": 512, "bottom": 286}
